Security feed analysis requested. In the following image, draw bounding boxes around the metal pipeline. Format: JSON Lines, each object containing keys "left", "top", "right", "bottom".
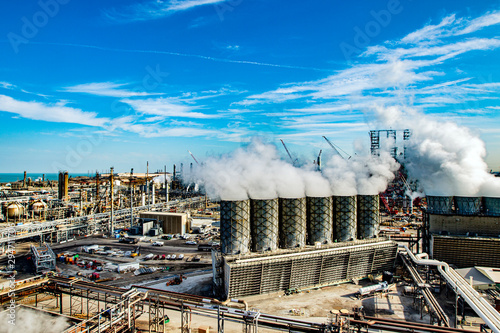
{"left": 400, "top": 245, "right": 500, "bottom": 333}
{"left": 222, "top": 298, "right": 249, "bottom": 311}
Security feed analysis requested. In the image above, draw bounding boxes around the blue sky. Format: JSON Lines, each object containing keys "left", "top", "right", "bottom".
{"left": 1, "top": 0, "right": 500, "bottom": 173}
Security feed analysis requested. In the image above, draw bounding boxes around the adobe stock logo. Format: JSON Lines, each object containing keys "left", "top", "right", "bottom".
{"left": 7, "top": 0, "right": 70, "bottom": 54}
{"left": 340, "top": 0, "right": 406, "bottom": 61}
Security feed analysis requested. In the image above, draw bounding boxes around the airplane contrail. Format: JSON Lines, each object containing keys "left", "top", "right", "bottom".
{"left": 22, "top": 41, "right": 333, "bottom": 72}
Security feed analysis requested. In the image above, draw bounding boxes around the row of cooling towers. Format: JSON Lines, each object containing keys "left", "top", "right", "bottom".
{"left": 220, "top": 195, "right": 380, "bottom": 255}
{"left": 427, "top": 195, "right": 500, "bottom": 216}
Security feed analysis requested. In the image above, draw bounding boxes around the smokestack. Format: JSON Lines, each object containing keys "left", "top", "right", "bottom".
{"left": 64, "top": 171, "right": 68, "bottom": 201}
{"left": 23, "top": 171, "right": 27, "bottom": 188}
{"left": 110, "top": 167, "right": 114, "bottom": 236}
{"left": 130, "top": 168, "right": 134, "bottom": 228}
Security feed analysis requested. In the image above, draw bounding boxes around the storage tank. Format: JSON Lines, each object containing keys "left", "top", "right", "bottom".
{"left": 30, "top": 201, "right": 47, "bottom": 216}
{"left": 220, "top": 200, "right": 251, "bottom": 255}
{"left": 483, "top": 197, "right": 500, "bottom": 216}
{"left": 426, "top": 196, "right": 453, "bottom": 214}
{"left": 306, "top": 196, "right": 333, "bottom": 245}
{"left": 6, "top": 202, "right": 24, "bottom": 219}
{"left": 279, "top": 198, "right": 306, "bottom": 249}
{"left": 454, "top": 196, "right": 481, "bottom": 216}
{"left": 333, "top": 196, "right": 357, "bottom": 242}
{"left": 250, "top": 198, "right": 279, "bottom": 252}
{"left": 357, "top": 194, "right": 380, "bottom": 239}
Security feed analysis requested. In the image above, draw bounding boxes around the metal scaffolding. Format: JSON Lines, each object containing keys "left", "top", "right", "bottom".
{"left": 30, "top": 243, "right": 56, "bottom": 274}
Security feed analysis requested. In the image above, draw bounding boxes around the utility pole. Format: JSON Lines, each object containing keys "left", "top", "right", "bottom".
{"left": 110, "top": 167, "right": 114, "bottom": 237}
{"left": 130, "top": 168, "right": 134, "bottom": 228}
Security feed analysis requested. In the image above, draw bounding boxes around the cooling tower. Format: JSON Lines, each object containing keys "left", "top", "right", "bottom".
{"left": 483, "top": 197, "right": 500, "bottom": 216}
{"left": 250, "top": 198, "right": 279, "bottom": 252}
{"left": 426, "top": 196, "right": 453, "bottom": 215}
{"left": 333, "top": 195, "right": 357, "bottom": 242}
{"left": 279, "top": 198, "right": 307, "bottom": 249}
{"left": 220, "top": 200, "right": 251, "bottom": 255}
{"left": 306, "top": 196, "right": 333, "bottom": 245}
{"left": 357, "top": 195, "right": 380, "bottom": 239}
{"left": 454, "top": 196, "right": 482, "bottom": 216}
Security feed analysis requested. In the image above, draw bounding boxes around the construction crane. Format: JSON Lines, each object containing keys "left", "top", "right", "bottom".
{"left": 280, "top": 139, "right": 298, "bottom": 166}
{"left": 188, "top": 151, "right": 200, "bottom": 166}
{"left": 323, "top": 136, "right": 351, "bottom": 160}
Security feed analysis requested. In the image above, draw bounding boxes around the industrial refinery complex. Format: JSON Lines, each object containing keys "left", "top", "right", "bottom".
{"left": 2, "top": 133, "right": 500, "bottom": 333}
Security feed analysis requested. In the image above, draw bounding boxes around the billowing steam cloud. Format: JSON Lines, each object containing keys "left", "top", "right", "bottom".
{"left": 0, "top": 307, "right": 69, "bottom": 333}
{"left": 373, "top": 105, "right": 500, "bottom": 196}
{"left": 185, "top": 138, "right": 399, "bottom": 200}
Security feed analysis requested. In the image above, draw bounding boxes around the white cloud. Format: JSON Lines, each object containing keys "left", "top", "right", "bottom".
{"left": 0, "top": 82, "right": 16, "bottom": 90}
{"left": 104, "top": 0, "right": 227, "bottom": 22}
{"left": 0, "top": 95, "right": 107, "bottom": 126}
{"left": 121, "top": 97, "right": 220, "bottom": 119}
{"left": 63, "top": 82, "right": 161, "bottom": 98}
{"left": 236, "top": 11, "right": 500, "bottom": 110}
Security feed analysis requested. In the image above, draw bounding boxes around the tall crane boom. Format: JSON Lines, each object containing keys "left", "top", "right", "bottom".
{"left": 322, "top": 136, "right": 351, "bottom": 160}
{"left": 280, "top": 139, "right": 297, "bottom": 166}
{"left": 188, "top": 151, "right": 200, "bottom": 166}
{"left": 322, "top": 136, "right": 343, "bottom": 159}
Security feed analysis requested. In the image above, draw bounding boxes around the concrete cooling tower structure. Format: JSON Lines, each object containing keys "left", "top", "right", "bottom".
{"left": 306, "top": 196, "right": 333, "bottom": 245}
{"left": 333, "top": 195, "right": 357, "bottom": 242}
{"left": 424, "top": 195, "right": 500, "bottom": 269}
{"left": 220, "top": 200, "right": 251, "bottom": 255}
{"left": 250, "top": 198, "right": 279, "bottom": 252}
{"left": 279, "top": 197, "right": 307, "bottom": 249}
{"left": 215, "top": 194, "right": 394, "bottom": 299}
{"left": 357, "top": 195, "right": 380, "bottom": 239}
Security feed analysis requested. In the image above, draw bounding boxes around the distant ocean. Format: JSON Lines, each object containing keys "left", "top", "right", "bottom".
{"left": 0, "top": 173, "right": 90, "bottom": 183}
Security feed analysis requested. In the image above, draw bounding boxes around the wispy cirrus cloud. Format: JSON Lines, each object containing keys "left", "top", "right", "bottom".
{"left": 0, "top": 95, "right": 107, "bottom": 126}
{"left": 104, "top": 0, "right": 228, "bottom": 23}
{"left": 121, "top": 97, "right": 220, "bottom": 119}
{"left": 63, "top": 82, "right": 162, "bottom": 98}
{"left": 237, "top": 10, "right": 500, "bottom": 111}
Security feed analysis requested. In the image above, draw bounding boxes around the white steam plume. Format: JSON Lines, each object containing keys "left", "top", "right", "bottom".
{"left": 0, "top": 307, "right": 69, "bottom": 333}
{"left": 186, "top": 138, "right": 398, "bottom": 199}
{"left": 321, "top": 148, "right": 399, "bottom": 196}
{"left": 373, "top": 105, "right": 500, "bottom": 196}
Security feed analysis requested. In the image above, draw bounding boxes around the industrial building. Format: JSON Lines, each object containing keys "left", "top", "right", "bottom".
{"left": 219, "top": 239, "right": 397, "bottom": 298}
{"left": 424, "top": 196, "right": 500, "bottom": 268}
{"left": 139, "top": 211, "right": 189, "bottom": 235}
{"left": 215, "top": 194, "right": 396, "bottom": 299}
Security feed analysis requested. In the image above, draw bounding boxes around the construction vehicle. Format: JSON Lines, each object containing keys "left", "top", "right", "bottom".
{"left": 166, "top": 274, "right": 185, "bottom": 286}
{"left": 131, "top": 246, "right": 141, "bottom": 257}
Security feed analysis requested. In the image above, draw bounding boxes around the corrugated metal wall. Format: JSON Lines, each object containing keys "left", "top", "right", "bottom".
{"left": 224, "top": 240, "right": 397, "bottom": 298}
